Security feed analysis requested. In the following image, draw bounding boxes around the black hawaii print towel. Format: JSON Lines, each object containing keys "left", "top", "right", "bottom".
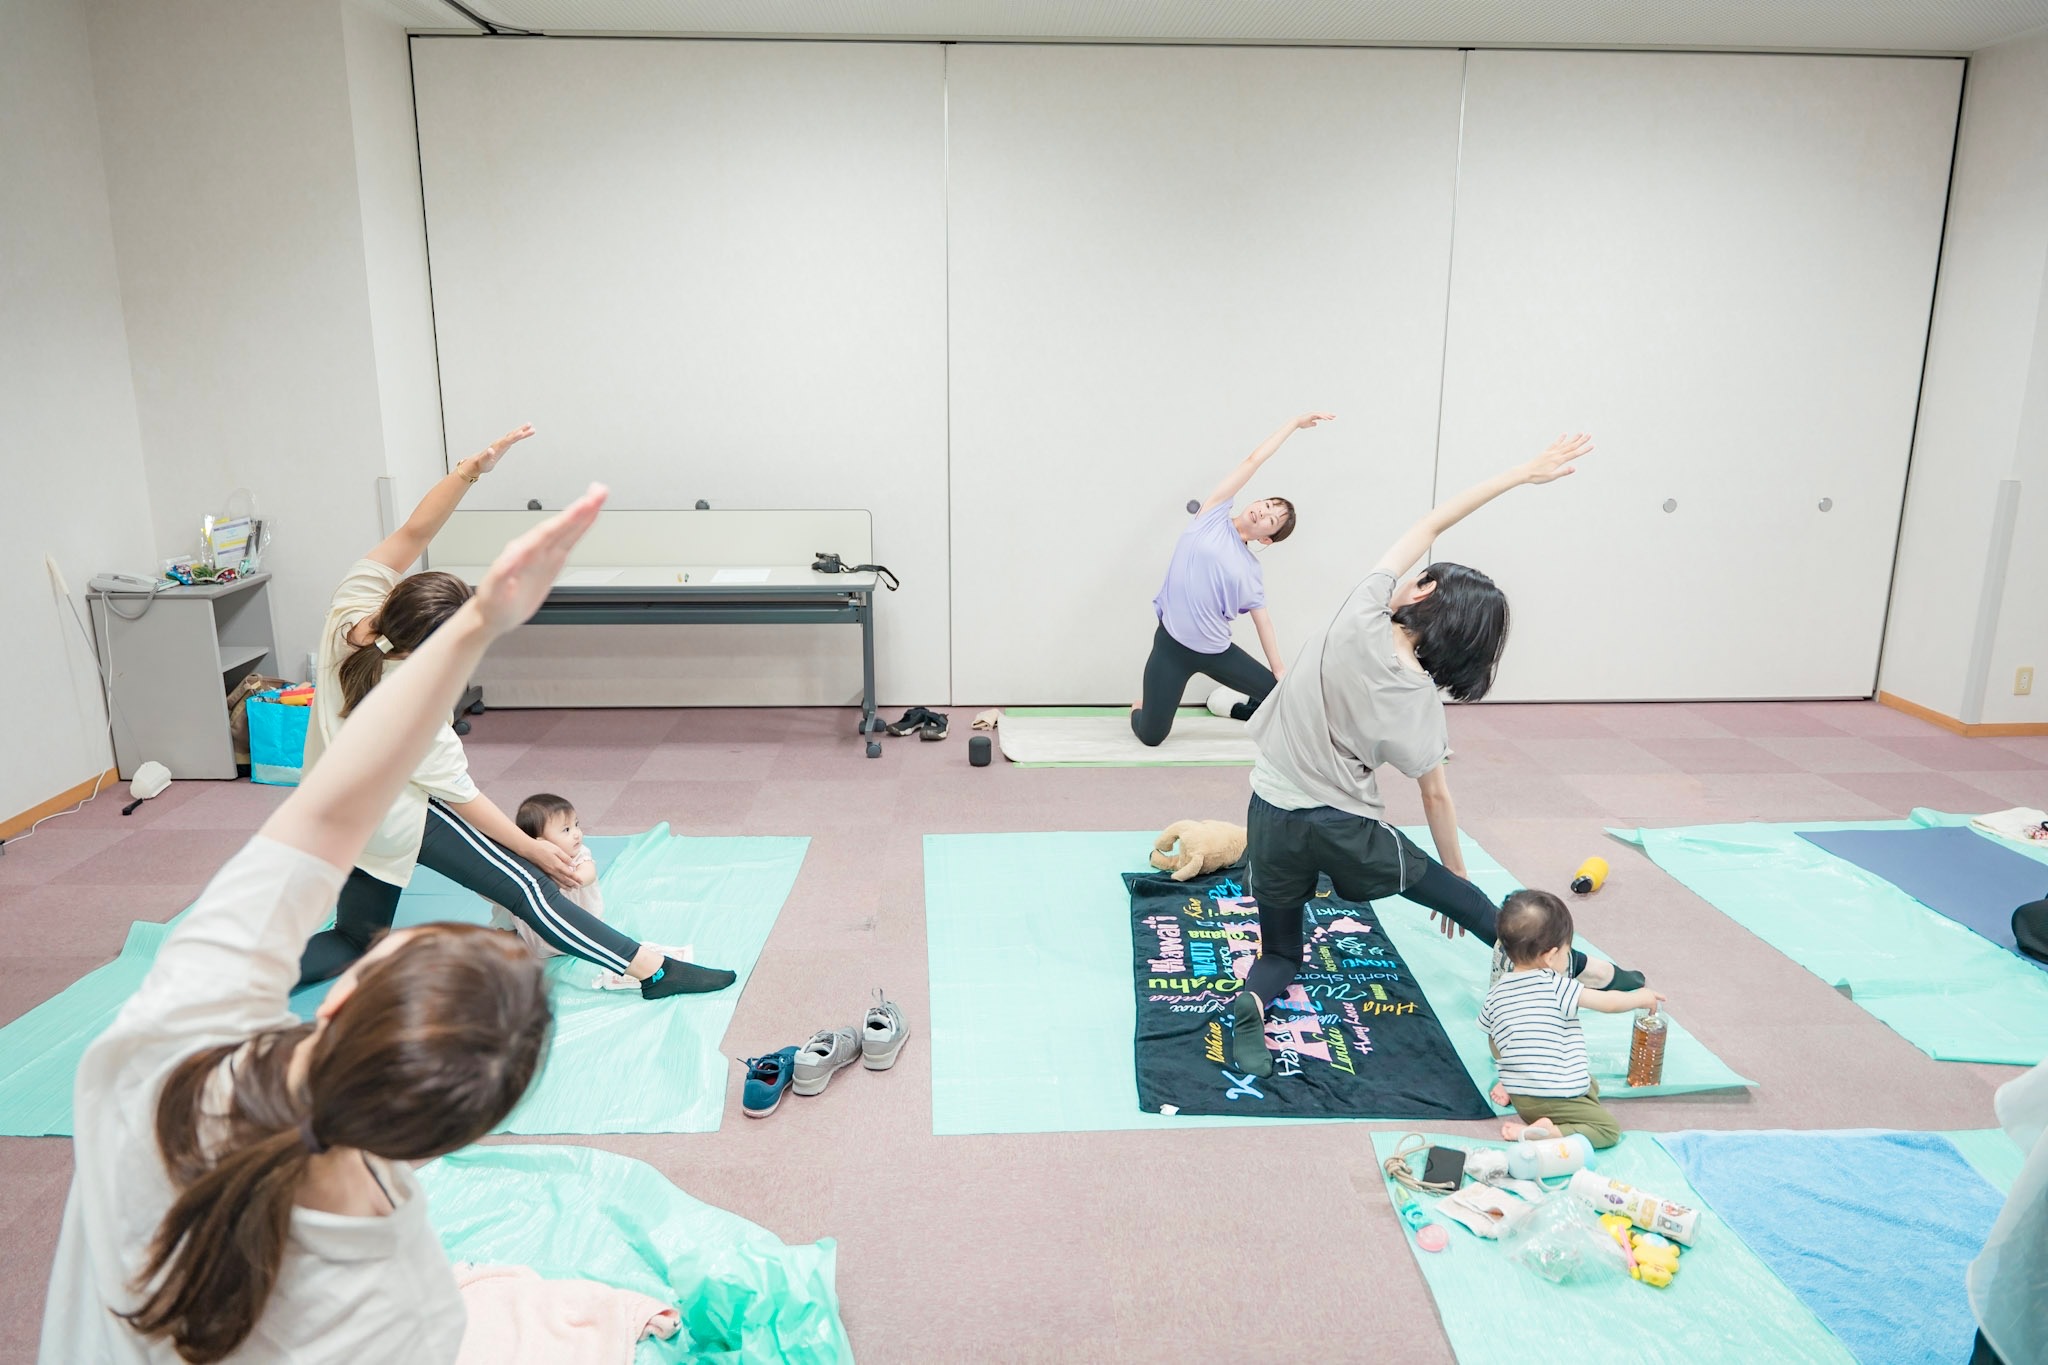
{"left": 1126, "top": 868, "right": 1490, "bottom": 1120}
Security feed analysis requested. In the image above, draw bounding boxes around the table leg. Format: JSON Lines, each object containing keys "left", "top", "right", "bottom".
{"left": 860, "top": 591, "right": 880, "bottom": 757}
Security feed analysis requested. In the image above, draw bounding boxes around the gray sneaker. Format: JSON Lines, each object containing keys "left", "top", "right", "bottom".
{"left": 861, "top": 989, "right": 910, "bottom": 1071}
{"left": 791, "top": 1027, "right": 860, "bottom": 1096}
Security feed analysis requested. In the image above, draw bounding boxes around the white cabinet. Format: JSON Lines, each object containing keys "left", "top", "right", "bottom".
{"left": 90, "top": 574, "right": 278, "bottom": 780}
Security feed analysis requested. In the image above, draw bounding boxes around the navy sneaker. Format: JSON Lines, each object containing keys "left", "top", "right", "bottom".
{"left": 742, "top": 1046, "right": 799, "bottom": 1119}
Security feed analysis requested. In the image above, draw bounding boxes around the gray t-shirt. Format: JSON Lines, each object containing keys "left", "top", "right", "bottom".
{"left": 1247, "top": 569, "right": 1451, "bottom": 819}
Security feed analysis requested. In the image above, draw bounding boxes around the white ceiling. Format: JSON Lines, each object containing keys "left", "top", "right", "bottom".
{"left": 385, "top": 0, "right": 2048, "bottom": 55}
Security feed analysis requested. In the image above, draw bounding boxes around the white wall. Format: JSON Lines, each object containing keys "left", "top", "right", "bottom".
{"left": 410, "top": 38, "right": 949, "bottom": 708}
{"left": 1434, "top": 50, "right": 1959, "bottom": 701}
{"left": 86, "top": 0, "right": 394, "bottom": 679}
{"left": 342, "top": 0, "right": 447, "bottom": 525}
{"left": 944, "top": 44, "right": 1464, "bottom": 703}
{"left": 0, "top": 0, "right": 157, "bottom": 822}
{"left": 1882, "top": 29, "right": 2048, "bottom": 724}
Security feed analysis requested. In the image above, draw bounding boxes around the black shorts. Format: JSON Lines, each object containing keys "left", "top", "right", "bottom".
{"left": 1246, "top": 791, "right": 1428, "bottom": 910}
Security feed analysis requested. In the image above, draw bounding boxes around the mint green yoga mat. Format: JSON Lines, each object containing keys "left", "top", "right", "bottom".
{"left": 421, "top": 1144, "right": 852, "bottom": 1364}
{"left": 0, "top": 918, "right": 179, "bottom": 1137}
{"left": 0, "top": 829, "right": 804, "bottom": 1137}
{"left": 1371, "top": 1130, "right": 1856, "bottom": 1365}
{"left": 996, "top": 706, "right": 1254, "bottom": 767}
{"left": 1616, "top": 809, "right": 2048, "bottom": 1065}
{"left": 924, "top": 830, "right": 1750, "bottom": 1136}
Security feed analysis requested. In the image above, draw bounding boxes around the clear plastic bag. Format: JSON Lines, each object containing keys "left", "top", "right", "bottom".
{"left": 1498, "top": 1193, "right": 1622, "bottom": 1285}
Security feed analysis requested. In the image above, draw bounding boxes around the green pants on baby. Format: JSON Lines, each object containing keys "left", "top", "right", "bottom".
{"left": 1508, "top": 1079, "right": 1621, "bottom": 1149}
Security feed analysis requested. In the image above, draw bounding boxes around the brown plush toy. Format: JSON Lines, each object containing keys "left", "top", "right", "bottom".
{"left": 1150, "top": 820, "right": 1249, "bottom": 882}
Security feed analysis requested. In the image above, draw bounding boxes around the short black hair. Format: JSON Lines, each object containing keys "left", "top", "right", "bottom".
{"left": 514, "top": 792, "right": 576, "bottom": 841}
{"left": 1497, "top": 889, "right": 1573, "bottom": 967}
{"left": 1268, "top": 497, "right": 1298, "bottom": 544}
{"left": 1391, "top": 562, "right": 1509, "bottom": 702}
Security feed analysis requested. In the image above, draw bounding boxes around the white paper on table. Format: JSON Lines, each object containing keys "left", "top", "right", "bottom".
{"left": 710, "top": 568, "right": 773, "bottom": 584}
{"left": 556, "top": 568, "right": 622, "bottom": 586}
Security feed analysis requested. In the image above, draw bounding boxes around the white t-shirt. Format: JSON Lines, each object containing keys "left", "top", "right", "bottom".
{"left": 304, "top": 559, "right": 478, "bottom": 887}
{"left": 1477, "top": 968, "right": 1592, "bottom": 1099}
{"left": 1247, "top": 570, "right": 1451, "bottom": 820}
{"left": 41, "top": 837, "right": 467, "bottom": 1365}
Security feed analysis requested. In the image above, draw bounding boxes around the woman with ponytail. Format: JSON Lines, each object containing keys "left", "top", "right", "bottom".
{"left": 298, "top": 426, "right": 731, "bottom": 1000}
{"left": 42, "top": 490, "right": 607, "bottom": 1364}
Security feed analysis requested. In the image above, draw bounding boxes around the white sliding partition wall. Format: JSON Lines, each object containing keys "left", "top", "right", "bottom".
{"left": 412, "top": 38, "right": 948, "bottom": 706}
{"left": 945, "top": 44, "right": 1467, "bottom": 703}
{"left": 1432, "top": 51, "right": 1960, "bottom": 701}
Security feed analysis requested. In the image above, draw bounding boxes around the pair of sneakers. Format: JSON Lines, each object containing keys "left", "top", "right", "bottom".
{"left": 884, "top": 706, "right": 949, "bottom": 740}
{"left": 742, "top": 990, "right": 910, "bottom": 1118}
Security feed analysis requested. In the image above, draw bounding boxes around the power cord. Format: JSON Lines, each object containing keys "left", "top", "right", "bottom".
{"left": 3, "top": 581, "right": 125, "bottom": 853}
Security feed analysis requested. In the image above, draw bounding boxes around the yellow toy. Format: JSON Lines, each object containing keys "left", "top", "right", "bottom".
{"left": 1630, "top": 1232, "right": 1681, "bottom": 1287}
{"left": 1150, "top": 820, "right": 1248, "bottom": 882}
{"left": 1600, "top": 1213, "right": 1681, "bottom": 1287}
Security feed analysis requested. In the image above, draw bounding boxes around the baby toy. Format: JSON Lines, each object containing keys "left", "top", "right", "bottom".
{"left": 1395, "top": 1193, "right": 1449, "bottom": 1253}
{"left": 1150, "top": 820, "right": 1248, "bottom": 881}
{"left": 1600, "top": 1214, "right": 1682, "bottom": 1287}
{"left": 1570, "top": 856, "right": 1609, "bottom": 894}
{"left": 1506, "top": 1133, "right": 1593, "bottom": 1181}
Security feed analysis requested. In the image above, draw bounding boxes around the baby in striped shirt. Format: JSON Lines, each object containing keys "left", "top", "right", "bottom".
{"left": 1477, "top": 889, "right": 1663, "bottom": 1147}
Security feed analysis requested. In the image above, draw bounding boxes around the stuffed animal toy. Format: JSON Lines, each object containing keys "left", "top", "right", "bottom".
{"left": 1150, "top": 820, "right": 1248, "bottom": 882}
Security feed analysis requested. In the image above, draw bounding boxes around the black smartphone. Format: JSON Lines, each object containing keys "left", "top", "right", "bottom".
{"left": 1423, "top": 1145, "right": 1467, "bottom": 1187}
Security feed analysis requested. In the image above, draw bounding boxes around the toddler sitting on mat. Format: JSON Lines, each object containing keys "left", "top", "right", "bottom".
{"left": 489, "top": 793, "right": 685, "bottom": 988}
{"left": 1478, "top": 889, "right": 1663, "bottom": 1148}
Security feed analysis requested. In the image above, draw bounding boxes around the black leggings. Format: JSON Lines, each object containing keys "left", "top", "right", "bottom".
{"left": 1130, "top": 622, "right": 1275, "bottom": 747}
{"left": 1241, "top": 794, "right": 1586, "bottom": 1005}
{"left": 297, "top": 797, "right": 644, "bottom": 987}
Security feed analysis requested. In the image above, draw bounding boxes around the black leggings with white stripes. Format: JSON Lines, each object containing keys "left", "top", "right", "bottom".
{"left": 295, "top": 797, "right": 643, "bottom": 987}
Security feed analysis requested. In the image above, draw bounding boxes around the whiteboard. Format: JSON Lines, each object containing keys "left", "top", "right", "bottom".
{"left": 412, "top": 38, "right": 946, "bottom": 706}
{"left": 1432, "top": 50, "right": 1960, "bottom": 701}
{"left": 945, "top": 44, "right": 1467, "bottom": 703}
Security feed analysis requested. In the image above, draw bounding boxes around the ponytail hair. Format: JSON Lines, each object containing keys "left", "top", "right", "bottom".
{"left": 336, "top": 571, "right": 473, "bottom": 717}
{"left": 124, "top": 925, "right": 551, "bottom": 1361}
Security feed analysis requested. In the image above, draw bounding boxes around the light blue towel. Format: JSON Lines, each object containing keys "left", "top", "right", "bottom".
{"left": 1657, "top": 1130, "right": 2004, "bottom": 1365}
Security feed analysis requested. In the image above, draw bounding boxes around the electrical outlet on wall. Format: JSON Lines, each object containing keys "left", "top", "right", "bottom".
{"left": 2018, "top": 667, "right": 2035, "bottom": 696}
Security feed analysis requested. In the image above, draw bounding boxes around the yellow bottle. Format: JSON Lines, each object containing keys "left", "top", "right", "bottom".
{"left": 1570, "top": 856, "right": 1608, "bottom": 895}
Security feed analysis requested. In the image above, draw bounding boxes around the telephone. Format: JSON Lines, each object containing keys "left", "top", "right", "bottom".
{"left": 89, "top": 573, "right": 163, "bottom": 595}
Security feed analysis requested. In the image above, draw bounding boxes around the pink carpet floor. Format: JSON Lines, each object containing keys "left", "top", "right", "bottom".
{"left": 1, "top": 700, "right": 2040, "bottom": 1362}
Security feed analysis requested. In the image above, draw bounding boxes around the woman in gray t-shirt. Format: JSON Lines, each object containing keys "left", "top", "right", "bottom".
{"left": 1223, "top": 433, "right": 1645, "bottom": 1079}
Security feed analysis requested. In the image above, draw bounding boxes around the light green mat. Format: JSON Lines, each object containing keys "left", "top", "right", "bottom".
{"left": 0, "top": 828, "right": 805, "bottom": 1137}
{"left": 1946, "top": 1126, "right": 2026, "bottom": 1193}
{"left": 924, "top": 830, "right": 1750, "bottom": 1136}
{"left": 420, "top": 1144, "right": 852, "bottom": 1364}
{"left": 0, "top": 919, "right": 178, "bottom": 1137}
{"left": 1370, "top": 1130, "right": 1856, "bottom": 1365}
{"left": 1616, "top": 809, "right": 2048, "bottom": 1065}
{"left": 997, "top": 706, "right": 1253, "bottom": 767}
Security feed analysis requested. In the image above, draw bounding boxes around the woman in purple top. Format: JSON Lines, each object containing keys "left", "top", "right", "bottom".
{"left": 1130, "top": 412, "right": 1334, "bottom": 746}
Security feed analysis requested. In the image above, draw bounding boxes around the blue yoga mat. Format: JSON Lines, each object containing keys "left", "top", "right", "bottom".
{"left": 1799, "top": 825, "right": 2048, "bottom": 960}
{"left": 1658, "top": 1130, "right": 2007, "bottom": 1365}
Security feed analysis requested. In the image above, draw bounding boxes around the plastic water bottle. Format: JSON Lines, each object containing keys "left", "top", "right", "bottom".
{"left": 1628, "top": 1006, "right": 1667, "bottom": 1087}
{"left": 1506, "top": 1132, "right": 1594, "bottom": 1180}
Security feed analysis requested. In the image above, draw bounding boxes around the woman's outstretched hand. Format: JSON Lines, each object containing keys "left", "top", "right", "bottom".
{"left": 1520, "top": 432, "right": 1592, "bottom": 485}
{"left": 474, "top": 423, "right": 537, "bottom": 475}
{"left": 471, "top": 483, "right": 608, "bottom": 639}
{"left": 1295, "top": 411, "right": 1337, "bottom": 431}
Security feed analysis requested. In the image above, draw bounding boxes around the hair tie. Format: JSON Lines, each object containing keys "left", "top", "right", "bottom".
{"left": 297, "top": 1116, "right": 329, "bottom": 1156}
{"left": 374, "top": 635, "right": 395, "bottom": 655}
